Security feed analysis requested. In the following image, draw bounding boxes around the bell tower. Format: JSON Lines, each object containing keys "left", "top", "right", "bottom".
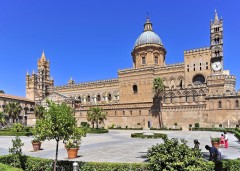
{"left": 210, "top": 9, "right": 223, "bottom": 75}
{"left": 26, "top": 51, "right": 54, "bottom": 102}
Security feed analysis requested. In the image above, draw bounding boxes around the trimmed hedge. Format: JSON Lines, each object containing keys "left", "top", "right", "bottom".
{"left": 0, "top": 163, "right": 23, "bottom": 171}
{"left": 150, "top": 127, "right": 182, "bottom": 131}
{"left": 0, "top": 155, "right": 149, "bottom": 171}
{"left": 131, "top": 133, "right": 167, "bottom": 139}
{"left": 0, "top": 131, "right": 33, "bottom": 136}
{"left": 215, "top": 159, "right": 240, "bottom": 171}
{"left": 83, "top": 128, "right": 109, "bottom": 134}
{"left": 109, "top": 127, "right": 143, "bottom": 130}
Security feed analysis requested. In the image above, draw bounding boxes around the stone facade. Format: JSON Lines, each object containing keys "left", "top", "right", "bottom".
{"left": 26, "top": 11, "right": 240, "bottom": 129}
{"left": 0, "top": 93, "right": 34, "bottom": 125}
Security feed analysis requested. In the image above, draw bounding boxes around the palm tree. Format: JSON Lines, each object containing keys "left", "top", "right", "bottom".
{"left": 34, "top": 105, "right": 45, "bottom": 119}
{"left": 87, "top": 107, "right": 107, "bottom": 129}
{"left": 0, "top": 112, "right": 6, "bottom": 127}
{"left": 4, "top": 102, "right": 22, "bottom": 123}
{"left": 153, "top": 77, "right": 165, "bottom": 128}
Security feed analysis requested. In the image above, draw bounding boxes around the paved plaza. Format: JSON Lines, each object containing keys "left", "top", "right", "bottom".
{"left": 0, "top": 130, "right": 239, "bottom": 162}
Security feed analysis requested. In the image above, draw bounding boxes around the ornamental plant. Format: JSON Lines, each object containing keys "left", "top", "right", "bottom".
{"left": 34, "top": 100, "right": 85, "bottom": 171}
{"left": 211, "top": 137, "right": 220, "bottom": 142}
{"left": 147, "top": 137, "right": 214, "bottom": 171}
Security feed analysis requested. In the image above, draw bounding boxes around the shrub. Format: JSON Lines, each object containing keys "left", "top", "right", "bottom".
{"left": 0, "top": 163, "right": 23, "bottom": 171}
{"left": 211, "top": 137, "right": 220, "bottom": 143}
{"left": 80, "top": 122, "right": 90, "bottom": 128}
{"left": 11, "top": 123, "right": 24, "bottom": 132}
{"left": 147, "top": 137, "right": 214, "bottom": 171}
{"left": 0, "top": 131, "right": 33, "bottom": 136}
{"left": 131, "top": 133, "right": 167, "bottom": 139}
{"left": 195, "top": 123, "right": 200, "bottom": 128}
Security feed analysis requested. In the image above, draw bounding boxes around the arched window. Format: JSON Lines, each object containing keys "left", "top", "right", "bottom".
{"left": 142, "top": 57, "right": 146, "bottom": 65}
{"left": 108, "top": 94, "right": 112, "bottom": 101}
{"left": 97, "top": 95, "right": 101, "bottom": 101}
{"left": 218, "top": 101, "right": 222, "bottom": 108}
{"left": 236, "top": 100, "right": 239, "bottom": 108}
{"left": 193, "top": 94, "right": 195, "bottom": 102}
{"left": 192, "top": 75, "right": 205, "bottom": 85}
{"left": 133, "top": 85, "right": 138, "bottom": 94}
{"left": 170, "top": 95, "right": 173, "bottom": 103}
{"left": 154, "top": 56, "right": 158, "bottom": 64}
{"left": 185, "top": 95, "right": 188, "bottom": 102}
{"left": 87, "top": 96, "right": 90, "bottom": 102}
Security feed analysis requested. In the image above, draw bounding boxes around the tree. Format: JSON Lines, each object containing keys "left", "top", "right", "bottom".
{"left": 0, "top": 90, "right": 4, "bottom": 94}
{"left": 35, "top": 100, "right": 84, "bottom": 171}
{"left": 87, "top": 107, "right": 107, "bottom": 129}
{"left": 147, "top": 137, "right": 214, "bottom": 171}
{"left": 153, "top": 77, "right": 164, "bottom": 128}
{"left": 0, "top": 112, "right": 6, "bottom": 127}
{"left": 34, "top": 105, "right": 45, "bottom": 119}
{"left": 4, "top": 102, "right": 22, "bottom": 123}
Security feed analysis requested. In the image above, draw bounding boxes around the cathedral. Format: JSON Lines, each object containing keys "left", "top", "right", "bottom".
{"left": 26, "top": 11, "right": 240, "bottom": 129}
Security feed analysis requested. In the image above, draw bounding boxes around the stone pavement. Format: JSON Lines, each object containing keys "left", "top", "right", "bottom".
{"left": 0, "top": 130, "right": 239, "bottom": 163}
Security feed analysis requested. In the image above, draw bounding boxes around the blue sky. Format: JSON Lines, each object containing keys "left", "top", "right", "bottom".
{"left": 0, "top": 0, "right": 239, "bottom": 97}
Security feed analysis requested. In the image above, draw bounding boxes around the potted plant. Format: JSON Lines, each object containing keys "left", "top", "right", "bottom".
{"left": 211, "top": 137, "right": 220, "bottom": 149}
{"left": 65, "top": 138, "right": 81, "bottom": 158}
{"left": 31, "top": 137, "right": 42, "bottom": 151}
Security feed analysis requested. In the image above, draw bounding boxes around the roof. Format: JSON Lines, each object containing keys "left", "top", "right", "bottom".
{"left": 0, "top": 93, "right": 34, "bottom": 103}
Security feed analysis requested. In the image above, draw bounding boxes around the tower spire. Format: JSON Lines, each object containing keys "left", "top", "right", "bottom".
{"left": 214, "top": 9, "right": 219, "bottom": 22}
{"left": 40, "top": 51, "right": 46, "bottom": 61}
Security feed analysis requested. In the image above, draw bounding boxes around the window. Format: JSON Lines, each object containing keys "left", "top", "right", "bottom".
{"left": 206, "top": 62, "right": 208, "bottom": 70}
{"left": 87, "top": 96, "right": 90, "bottom": 102}
{"left": 130, "top": 111, "right": 132, "bottom": 115}
{"left": 185, "top": 95, "right": 188, "bottom": 102}
{"left": 133, "top": 85, "right": 138, "bottom": 94}
{"left": 148, "top": 110, "right": 151, "bottom": 115}
{"left": 115, "top": 111, "right": 117, "bottom": 116}
{"left": 123, "top": 111, "right": 125, "bottom": 115}
{"left": 154, "top": 56, "right": 158, "bottom": 64}
{"left": 139, "top": 110, "right": 141, "bottom": 115}
{"left": 218, "top": 101, "right": 222, "bottom": 108}
{"left": 236, "top": 100, "right": 239, "bottom": 108}
{"left": 108, "top": 94, "right": 112, "bottom": 101}
{"left": 192, "top": 75, "right": 205, "bottom": 85}
{"left": 193, "top": 94, "right": 195, "bottom": 102}
{"left": 97, "top": 95, "right": 101, "bottom": 101}
{"left": 142, "top": 57, "right": 146, "bottom": 65}
{"left": 170, "top": 95, "right": 173, "bottom": 103}
{"left": 163, "top": 96, "right": 166, "bottom": 103}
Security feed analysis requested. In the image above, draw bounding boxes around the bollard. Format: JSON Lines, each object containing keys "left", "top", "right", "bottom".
{"left": 73, "top": 162, "right": 79, "bottom": 171}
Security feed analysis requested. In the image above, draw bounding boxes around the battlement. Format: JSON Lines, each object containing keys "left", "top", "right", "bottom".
{"left": 118, "top": 63, "right": 184, "bottom": 74}
{"left": 184, "top": 47, "right": 210, "bottom": 54}
{"left": 207, "top": 75, "right": 236, "bottom": 80}
{"left": 55, "top": 78, "right": 118, "bottom": 90}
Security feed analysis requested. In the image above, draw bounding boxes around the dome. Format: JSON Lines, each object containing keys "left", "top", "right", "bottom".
{"left": 134, "top": 31, "right": 163, "bottom": 48}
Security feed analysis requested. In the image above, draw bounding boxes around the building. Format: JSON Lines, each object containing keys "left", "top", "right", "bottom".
{"left": 0, "top": 93, "right": 34, "bottom": 125}
{"left": 26, "top": 10, "right": 240, "bottom": 129}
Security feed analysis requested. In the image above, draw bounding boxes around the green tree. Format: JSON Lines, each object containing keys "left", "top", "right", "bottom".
{"left": 35, "top": 100, "right": 84, "bottom": 171}
{"left": 34, "top": 105, "right": 45, "bottom": 119}
{"left": 0, "top": 90, "right": 4, "bottom": 94}
{"left": 87, "top": 107, "right": 107, "bottom": 129}
{"left": 4, "top": 102, "right": 22, "bottom": 123}
{"left": 153, "top": 77, "right": 164, "bottom": 128}
{"left": 0, "top": 112, "right": 6, "bottom": 127}
{"left": 147, "top": 137, "right": 214, "bottom": 171}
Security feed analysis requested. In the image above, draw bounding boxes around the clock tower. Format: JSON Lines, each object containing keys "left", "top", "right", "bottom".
{"left": 210, "top": 10, "right": 223, "bottom": 75}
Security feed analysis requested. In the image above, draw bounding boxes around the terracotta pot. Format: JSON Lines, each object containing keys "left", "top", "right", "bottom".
{"left": 32, "top": 142, "right": 41, "bottom": 151}
{"left": 67, "top": 148, "right": 79, "bottom": 159}
{"left": 211, "top": 141, "right": 220, "bottom": 149}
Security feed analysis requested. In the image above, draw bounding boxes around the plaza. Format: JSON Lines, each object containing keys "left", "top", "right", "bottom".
{"left": 0, "top": 130, "right": 239, "bottom": 162}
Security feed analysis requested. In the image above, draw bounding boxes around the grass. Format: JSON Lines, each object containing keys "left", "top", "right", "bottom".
{"left": 0, "top": 163, "right": 23, "bottom": 171}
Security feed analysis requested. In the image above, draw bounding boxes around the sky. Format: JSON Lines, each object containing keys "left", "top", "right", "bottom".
{"left": 0, "top": 0, "right": 239, "bottom": 97}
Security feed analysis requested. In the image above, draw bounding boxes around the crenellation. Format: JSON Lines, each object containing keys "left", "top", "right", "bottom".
{"left": 184, "top": 47, "right": 210, "bottom": 54}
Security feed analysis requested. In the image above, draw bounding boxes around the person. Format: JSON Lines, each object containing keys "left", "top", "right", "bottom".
{"left": 194, "top": 139, "right": 200, "bottom": 149}
{"left": 220, "top": 134, "right": 225, "bottom": 147}
{"left": 205, "top": 145, "right": 221, "bottom": 162}
{"left": 224, "top": 132, "right": 228, "bottom": 148}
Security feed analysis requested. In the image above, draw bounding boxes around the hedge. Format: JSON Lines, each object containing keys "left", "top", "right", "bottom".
{"left": 0, "top": 163, "right": 23, "bottom": 171}
{"left": 131, "top": 133, "right": 167, "bottom": 139}
{"left": 0, "top": 155, "right": 149, "bottom": 171}
{"left": 81, "top": 128, "right": 109, "bottom": 134}
{"left": 109, "top": 127, "right": 143, "bottom": 130}
{"left": 150, "top": 127, "right": 182, "bottom": 131}
{"left": 0, "top": 131, "right": 33, "bottom": 136}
